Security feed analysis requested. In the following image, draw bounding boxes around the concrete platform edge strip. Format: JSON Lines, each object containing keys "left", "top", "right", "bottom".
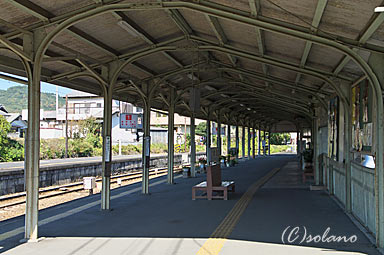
{"left": 196, "top": 167, "right": 282, "bottom": 255}
{"left": 0, "top": 176, "right": 180, "bottom": 242}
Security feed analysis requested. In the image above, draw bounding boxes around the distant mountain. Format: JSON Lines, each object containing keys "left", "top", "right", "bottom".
{"left": 0, "top": 86, "right": 65, "bottom": 113}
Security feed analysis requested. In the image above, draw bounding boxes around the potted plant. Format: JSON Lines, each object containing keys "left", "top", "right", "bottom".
{"left": 219, "top": 155, "right": 226, "bottom": 167}
{"left": 230, "top": 158, "right": 238, "bottom": 167}
{"left": 226, "top": 154, "right": 231, "bottom": 167}
{"left": 182, "top": 166, "right": 191, "bottom": 178}
{"left": 302, "top": 149, "right": 313, "bottom": 170}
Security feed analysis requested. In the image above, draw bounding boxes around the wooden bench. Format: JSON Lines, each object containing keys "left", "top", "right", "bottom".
{"left": 192, "top": 164, "right": 235, "bottom": 200}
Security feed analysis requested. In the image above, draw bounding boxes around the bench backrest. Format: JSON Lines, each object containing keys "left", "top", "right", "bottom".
{"left": 206, "top": 164, "right": 222, "bottom": 188}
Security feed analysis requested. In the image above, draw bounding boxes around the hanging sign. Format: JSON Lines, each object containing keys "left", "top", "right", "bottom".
{"left": 105, "top": 136, "right": 111, "bottom": 162}
{"left": 144, "top": 136, "right": 151, "bottom": 156}
{"left": 120, "top": 113, "right": 143, "bottom": 129}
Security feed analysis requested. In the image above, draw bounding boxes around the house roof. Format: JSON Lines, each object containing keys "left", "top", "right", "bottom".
{"left": 0, "top": 110, "right": 7, "bottom": 116}
{"left": 6, "top": 113, "right": 21, "bottom": 123}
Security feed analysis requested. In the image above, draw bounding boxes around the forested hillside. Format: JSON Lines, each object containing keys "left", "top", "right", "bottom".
{"left": 0, "top": 86, "right": 65, "bottom": 113}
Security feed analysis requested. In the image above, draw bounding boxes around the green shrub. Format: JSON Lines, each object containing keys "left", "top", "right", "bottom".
{"left": 269, "top": 145, "right": 290, "bottom": 154}
{"left": 0, "top": 116, "right": 24, "bottom": 162}
{"left": 69, "top": 138, "right": 94, "bottom": 157}
{"left": 40, "top": 139, "right": 66, "bottom": 159}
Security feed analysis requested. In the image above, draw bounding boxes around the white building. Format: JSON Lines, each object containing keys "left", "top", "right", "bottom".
{"left": 22, "top": 91, "right": 167, "bottom": 144}
{"left": 151, "top": 112, "right": 205, "bottom": 144}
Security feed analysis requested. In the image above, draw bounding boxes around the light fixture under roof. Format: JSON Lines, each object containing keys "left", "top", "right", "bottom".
{"left": 375, "top": 6, "right": 384, "bottom": 12}
{"left": 187, "top": 73, "right": 199, "bottom": 81}
{"left": 117, "top": 20, "right": 141, "bottom": 37}
{"left": 240, "top": 103, "right": 244, "bottom": 107}
{"left": 205, "top": 85, "right": 217, "bottom": 91}
{"left": 247, "top": 107, "right": 251, "bottom": 111}
{"left": 170, "top": 75, "right": 183, "bottom": 83}
{"left": 220, "top": 93, "right": 229, "bottom": 98}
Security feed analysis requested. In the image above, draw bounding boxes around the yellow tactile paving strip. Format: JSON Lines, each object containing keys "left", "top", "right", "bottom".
{"left": 196, "top": 167, "right": 281, "bottom": 255}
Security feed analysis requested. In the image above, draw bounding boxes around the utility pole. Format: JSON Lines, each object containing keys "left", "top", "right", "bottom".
{"left": 65, "top": 95, "right": 68, "bottom": 158}
{"left": 55, "top": 86, "right": 58, "bottom": 114}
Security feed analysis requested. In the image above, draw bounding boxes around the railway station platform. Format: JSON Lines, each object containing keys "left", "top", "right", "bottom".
{"left": 0, "top": 155, "right": 379, "bottom": 255}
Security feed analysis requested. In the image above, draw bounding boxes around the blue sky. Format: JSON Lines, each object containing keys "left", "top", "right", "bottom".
{"left": 0, "top": 72, "right": 74, "bottom": 96}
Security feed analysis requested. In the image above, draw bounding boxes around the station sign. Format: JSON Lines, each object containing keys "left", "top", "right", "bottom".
{"left": 120, "top": 113, "right": 143, "bottom": 129}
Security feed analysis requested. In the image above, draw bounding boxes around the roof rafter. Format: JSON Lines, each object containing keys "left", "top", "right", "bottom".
{"left": 249, "top": 0, "right": 268, "bottom": 87}
{"left": 5, "top": 0, "right": 158, "bottom": 80}
{"left": 205, "top": 14, "right": 243, "bottom": 81}
{"left": 319, "top": 11, "right": 384, "bottom": 91}
{"left": 112, "top": 11, "right": 183, "bottom": 68}
{"left": 295, "top": 0, "right": 328, "bottom": 85}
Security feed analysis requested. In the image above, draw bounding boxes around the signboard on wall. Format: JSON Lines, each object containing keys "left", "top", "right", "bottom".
{"left": 120, "top": 113, "right": 143, "bottom": 129}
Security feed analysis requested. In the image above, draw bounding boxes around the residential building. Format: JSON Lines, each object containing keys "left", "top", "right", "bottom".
{"left": 0, "top": 107, "right": 27, "bottom": 138}
{"left": 22, "top": 92, "right": 166, "bottom": 144}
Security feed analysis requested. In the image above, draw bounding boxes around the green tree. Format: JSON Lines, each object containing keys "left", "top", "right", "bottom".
{"left": 196, "top": 122, "right": 207, "bottom": 137}
{"left": 0, "top": 86, "right": 65, "bottom": 113}
{"left": 0, "top": 115, "right": 24, "bottom": 162}
{"left": 65, "top": 117, "right": 103, "bottom": 158}
{"left": 270, "top": 133, "right": 291, "bottom": 145}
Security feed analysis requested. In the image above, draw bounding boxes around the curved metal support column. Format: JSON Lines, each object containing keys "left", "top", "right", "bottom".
{"left": 235, "top": 125, "right": 239, "bottom": 160}
{"left": 247, "top": 126, "right": 251, "bottom": 159}
{"left": 101, "top": 87, "right": 112, "bottom": 209}
{"left": 242, "top": 126, "right": 246, "bottom": 159}
{"left": 24, "top": 31, "right": 44, "bottom": 242}
{"left": 206, "top": 117, "right": 211, "bottom": 165}
{"left": 190, "top": 113, "right": 196, "bottom": 177}
{"left": 268, "top": 130, "right": 271, "bottom": 156}
{"left": 141, "top": 82, "right": 151, "bottom": 194}
{"left": 252, "top": 126, "right": 256, "bottom": 159}
{"left": 217, "top": 116, "right": 222, "bottom": 157}
{"left": 24, "top": 61, "right": 39, "bottom": 241}
{"left": 258, "top": 128, "right": 261, "bottom": 156}
{"left": 263, "top": 129, "right": 266, "bottom": 156}
{"left": 227, "top": 124, "right": 231, "bottom": 156}
{"left": 100, "top": 62, "right": 120, "bottom": 210}
{"left": 167, "top": 88, "right": 175, "bottom": 184}
{"left": 313, "top": 116, "right": 320, "bottom": 186}
{"left": 368, "top": 53, "right": 384, "bottom": 247}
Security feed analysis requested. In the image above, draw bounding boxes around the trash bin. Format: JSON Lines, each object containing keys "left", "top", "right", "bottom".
{"left": 183, "top": 167, "right": 190, "bottom": 178}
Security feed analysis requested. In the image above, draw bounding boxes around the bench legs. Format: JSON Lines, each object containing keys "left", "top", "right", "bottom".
{"left": 192, "top": 184, "right": 235, "bottom": 200}
{"left": 224, "top": 189, "right": 228, "bottom": 200}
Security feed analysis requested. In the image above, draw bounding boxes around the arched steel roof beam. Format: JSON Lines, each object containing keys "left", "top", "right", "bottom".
{"left": 223, "top": 99, "right": 310, "bottom": 119}
{"left": 200, "top": 85, "right": 309, "bottom": 109}
{"left": 210, "top": 95, "right": 311, "bottom": 118}
{"left": 196, "top": 74, "right": 326, "bottom": 109}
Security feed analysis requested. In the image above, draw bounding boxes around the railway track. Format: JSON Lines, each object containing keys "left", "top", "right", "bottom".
{"left": 0, "top": 166, "right": 184, "bottom": 209}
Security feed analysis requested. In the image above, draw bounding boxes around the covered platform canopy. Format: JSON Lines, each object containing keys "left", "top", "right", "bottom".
{"left": 1, "top": 0, "right": 384, "bottom": 250}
